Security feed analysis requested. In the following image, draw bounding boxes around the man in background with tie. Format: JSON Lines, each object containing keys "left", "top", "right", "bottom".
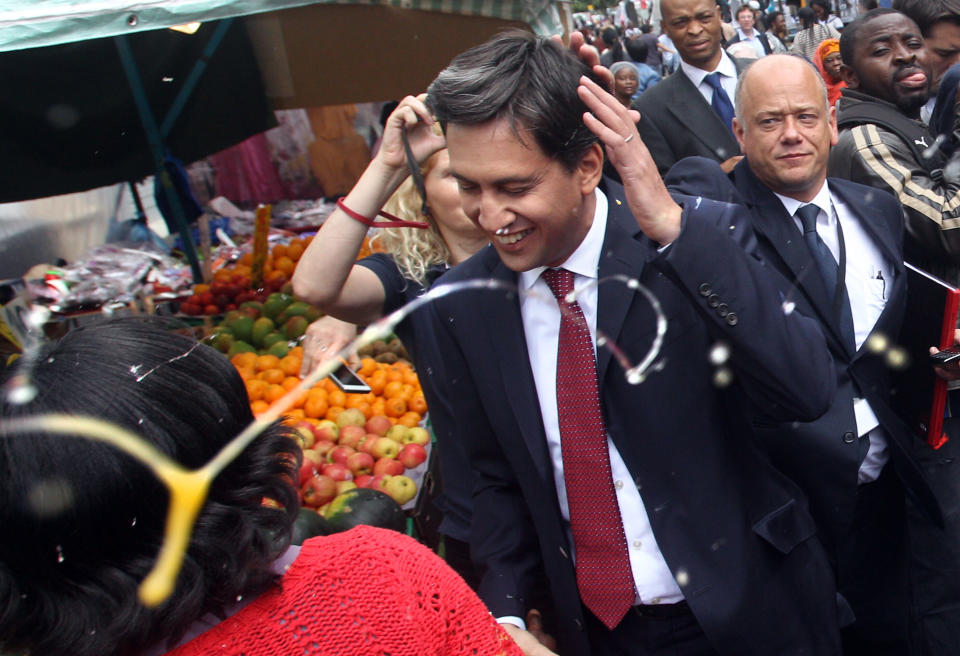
{"left": 665, "top": 54, "right": 941, "bottom": 656}
{"left": 425, "top": 31, "right": 843, "bottom": 656}
{"left": 632, "top": 0, "right": 749, "bottom": 175}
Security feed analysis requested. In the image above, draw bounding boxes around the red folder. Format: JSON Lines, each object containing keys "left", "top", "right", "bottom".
{"left": 894, "top": 263, "right": 959, "bottom": 449}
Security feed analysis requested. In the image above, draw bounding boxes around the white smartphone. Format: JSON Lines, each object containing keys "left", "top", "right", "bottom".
{"left": 328, "top": 362, "right": 372, "bottom": 393}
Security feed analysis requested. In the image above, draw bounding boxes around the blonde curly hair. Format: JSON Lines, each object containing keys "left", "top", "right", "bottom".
{"left": 369, "top": 149, "right": 451, "bottom": 287}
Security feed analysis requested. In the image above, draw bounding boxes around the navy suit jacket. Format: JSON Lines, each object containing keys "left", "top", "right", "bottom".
{"left": 428, "top": 179, "right": 842, "bottom": 655}
{"left": 631, "top": 60, "right": 749, "bottom": 175}
{"left": 664, "top": 157, "right": 942, "bottom": 562}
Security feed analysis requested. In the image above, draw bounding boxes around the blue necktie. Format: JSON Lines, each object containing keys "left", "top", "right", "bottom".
{"left": 795, "top": 204, "right": 856, "bottom": 352}
{"left": 704, "top": 72, "right": 735, "bottom": 133}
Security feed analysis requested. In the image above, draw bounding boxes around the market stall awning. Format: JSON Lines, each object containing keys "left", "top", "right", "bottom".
{"left": 0, "top": 0, "right": 563, "bottom": 53}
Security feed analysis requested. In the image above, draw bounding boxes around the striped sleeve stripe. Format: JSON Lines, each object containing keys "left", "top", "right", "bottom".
{"left": 851, "top": 124, "right": 960, "bottom": 229}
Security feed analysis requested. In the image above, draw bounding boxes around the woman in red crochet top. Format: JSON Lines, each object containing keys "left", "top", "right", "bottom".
{"left": 0, "top": 319, "right": 521, "bottom": 656}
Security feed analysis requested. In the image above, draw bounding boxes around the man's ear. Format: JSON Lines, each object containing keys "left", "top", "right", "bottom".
{"left": 577, "top": 142, "right": 605, "bottom": 195}
{"left": 732, "top": 117, "right": 746, "bottom": 150}
{"left": 839, "top": 63, "right": 859, "bottom": 88}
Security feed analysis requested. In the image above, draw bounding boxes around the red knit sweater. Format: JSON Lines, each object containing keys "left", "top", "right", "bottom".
{"left": 165, "top": 526, "right": 523, "bottom": 656}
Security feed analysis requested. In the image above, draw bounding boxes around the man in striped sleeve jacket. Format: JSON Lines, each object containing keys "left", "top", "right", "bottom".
{"left": 828, "top": 8, "right": 960, "bottom": 286}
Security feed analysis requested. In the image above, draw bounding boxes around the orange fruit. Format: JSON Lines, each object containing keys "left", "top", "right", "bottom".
{"left": 264, "top": 384, "right": 287, "bottom": 404}
{"left": 384, "top": 397, "right": 407, "bottom": 418}
{"left": 290, "top": 345, "right": 304, "bottom": 359}
{"left": 397, "top": 412, "right": 421, "bottom": 428}
{"left": 245, "top": 379, "right": 268, "bottom": 402}
{"left": 383, "top": 381, "right": 404, "bottom": 399}
{"left": 232, "top": 352, "right": 258, "bottom": 370}
{"left": 304, "top": 396, "right": 329, "bottom": 419}
{"left": 250, "top": 400, "right": 270, "bottom": 416}
{"left": 282, "top": 376, "right": 302, "bottom": 391}
{"left": 322, "top": 378, "right": 338, "bottom": 394}
{"left": 258, "top": 368, "right": 286, "bottom": 385}
{"left": 286, "top": 241, "right": 305, "bottom": 261}
{"left": 235, "top": 366, "right": 255, "bottom": 382}
{"left": 403, "top": 370, "right": 420, "bottom": 386}
{"left": 255, "top": 354, "right": 281, "bottom": 372}
{"left": 307, "top": 386, "right": 328, "bottom": 402}
{"left": 367, "top": 372, "right": 386, "bottom": 396}
{"left": 272, "top": 244, "right": 289, "bottom": 260}
{"left": 409, "top": 393, "right": 427, "bottom": 415}
{"left": 398, "top": 384, "right": 416, "bottom": 402}
{"left": 279, "top": 355, "right": 302, "bottom": 377}
{"left": 345, "top": 393, "right": 368, "bottom": 410}
{"left": 327, "top": 389, "right": 347, "bottom": 408}
{"left": 385, "top": 367, "right": 403, "bottom": 383}
{"left": 239, "top": 252, "right": 254, "bottom": 266}
{"left": 325, "top": 406, "right": 344, "bottom": 422}
{"left": 274, "top": 256, "right": 296, "bottom": 275}
{"left": 359, "top": 358, "right": 377, "bottom": 377}
{"left": 370, "top": 399, "right": 386, "bottom": 417}
{"left": 287, "top": 408, "right": 306, "bottom": 421}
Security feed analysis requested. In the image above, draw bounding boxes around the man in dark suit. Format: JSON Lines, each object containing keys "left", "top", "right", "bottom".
{"left": 425, "top": 31, "right": 842, "bottom": 656}
{"left": 665, "top": 53, "right": 942, "bottom": 656}
{"left": 632, "top": 0, "right": 748, "bottom": 175}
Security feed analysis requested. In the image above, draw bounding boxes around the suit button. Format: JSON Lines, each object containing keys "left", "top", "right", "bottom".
{"left": 842, "top": 431, "right": 856, "bottom": 444}
{"left": 699, "top": 283, "right": 712, "bottom": 296}
{"left": 717, "top": 303, "right": 729, "bottom": 317}
{"left": 708, "top": 294, "right": 720, "bottom": 308}
{"left": 574, "top": 618, "right": 585, "bottom": 631}
{"left": 725, "top": 313, "right": 738, "bottom": 326}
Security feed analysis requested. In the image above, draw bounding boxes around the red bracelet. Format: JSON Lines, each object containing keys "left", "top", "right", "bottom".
{"left": 336, "top": 198, "right": 429, "bottom": 229}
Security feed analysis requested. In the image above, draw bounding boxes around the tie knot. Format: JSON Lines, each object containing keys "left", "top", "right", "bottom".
{"left": 795, "top": 204, "right": 820, "bottom": 234}
{"left": 704, "top": 72, "right": 724, "bottom": 91}
{"left": 542, "top": 268, "right": 575, "bottom": 303}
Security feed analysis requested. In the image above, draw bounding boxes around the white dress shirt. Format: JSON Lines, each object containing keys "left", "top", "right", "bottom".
{"left": 517, "top": 188, "right": 684, "bottom": 607}
{"left": 735, "top": 27, "right": 767, "bottom": 58}
{"left": 680, "top": 50, "right": 739, "bottom": 108}
{"left": 775, "top": 182, "right": 892, "bottom": 484}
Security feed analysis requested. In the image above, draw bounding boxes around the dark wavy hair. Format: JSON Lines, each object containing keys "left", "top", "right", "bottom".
{"left": 427, "top": 29, "right": 606, "bottom": 171}
{"left": 0, "top": 318, "right": 300, "bottom": 656}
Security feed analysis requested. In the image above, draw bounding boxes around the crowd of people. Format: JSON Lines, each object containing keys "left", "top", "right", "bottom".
{"left": 7, "top": 1, "right": 960, "bottom": 655}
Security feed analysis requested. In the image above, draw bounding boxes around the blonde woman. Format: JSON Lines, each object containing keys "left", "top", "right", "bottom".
{"left": 292, "top": 95, "right": 489, "bottom": 590}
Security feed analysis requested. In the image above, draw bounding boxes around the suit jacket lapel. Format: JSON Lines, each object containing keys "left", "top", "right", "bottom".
{"left": 732, "top": 161, "right": 854, "bottom": 358}
{"left": 479, "top": 253, "right": 553, "bottom": 481}
{"left": 596, "top": 184, "right": 652, "bottom": 386}
{"left": 665, "top": 72, "right": 740, "bottom": 162}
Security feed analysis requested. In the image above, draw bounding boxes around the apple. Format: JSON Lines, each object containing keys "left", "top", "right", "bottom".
{"left": 346, "top": 451, "right": 375, "bottom": 476}
{"left": 321, "top": 462, "right": 353, "bottom": 482}
{"left": 365, "top": 415, "right": 392, "bottom": 437}
{"left": 336, "top": 480, "right": 358, "bottom": 495}
{"left": 398, "top": 443, "right": 428, "bottom": 469}
{"left": 301, "top": 474, "right": 337, "bottom": 507}
{"left": 313, "top": 420, "right": 340, "bottom": 442}
{"left": 385, "top": 424, "right": 409, "bottom": 443}
{"left": 298, "top": 460, "right": 320, "bottom": 486}
{"left": 370, "top": 437, "right": 400, "bottom": 460}
{"left": 373, "top": 457, "right": 404, "bottom": 477}
{"left": 358, "top": 434, "right": 380, "bottom": 454}
{"left": 290, "top": 425, "right": 314, "bottom": 449}
{"left": 312, "top": 440, "right": 335, "bottom": 458}
{"left": 335, "top": 408, "right": 366, "bottom": 428}
{"left": 383, "top": 474, "right": 418, "bottom": 505}
{"left": 293, "top": 422, "right": 316, "bottom": 449}
{"left": 403, "top": 426, "right": 430, "bottom": 446}
{"left": 302, "top": 449, "right": 325, "bottom": 467}
{"left": 338, "top": 425, "right": 367, "bottom": 449}
{"left": 354, "top": 474, "right": 373, "bottom": 488}
{"left": 327, "top": 445, "right": 356, "bottom": 465}
{"left": 368, "top": 474, "right": 390, "bottom": 492}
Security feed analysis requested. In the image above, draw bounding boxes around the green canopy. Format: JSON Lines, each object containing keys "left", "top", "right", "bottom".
{"left": 0, "top": 0, "right": 563, "bottom": 53}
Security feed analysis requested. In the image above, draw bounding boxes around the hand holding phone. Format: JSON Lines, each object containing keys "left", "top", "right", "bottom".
{"left": 930, "top": 344, "right": 960, "bottom": 377}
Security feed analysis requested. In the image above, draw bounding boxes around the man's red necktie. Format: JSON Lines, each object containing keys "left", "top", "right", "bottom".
{"left": 542, "top": 267, "right": 635, "bottom": 630}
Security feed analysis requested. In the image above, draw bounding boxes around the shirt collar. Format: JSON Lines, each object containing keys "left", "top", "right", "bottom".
{"left": 774, "top": 180, "right": 833, "bottom": 223}
{"left": 681, "top": 50, "right": 738, "bottom": 89}
{"left": 736, "top": 27, "right": 756, "bottom": 40}
{"left": 519, "top": 188, "right": 607, "bottom": 290}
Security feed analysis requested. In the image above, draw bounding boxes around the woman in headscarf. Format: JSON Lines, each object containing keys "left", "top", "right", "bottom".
{"left": 814, "top": 38, "right": 846, "bottom": 107}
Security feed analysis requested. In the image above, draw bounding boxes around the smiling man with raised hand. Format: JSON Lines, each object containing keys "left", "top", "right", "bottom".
{"left": 828, "top": 8, "right": 960, "bottom": 286}
{"left": 424, "top": 29, "right": 843, "bottom": 656}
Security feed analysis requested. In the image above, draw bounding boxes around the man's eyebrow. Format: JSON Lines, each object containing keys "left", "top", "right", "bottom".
{"left": 451, "top": 172, "right": 542, "bottom": 186}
